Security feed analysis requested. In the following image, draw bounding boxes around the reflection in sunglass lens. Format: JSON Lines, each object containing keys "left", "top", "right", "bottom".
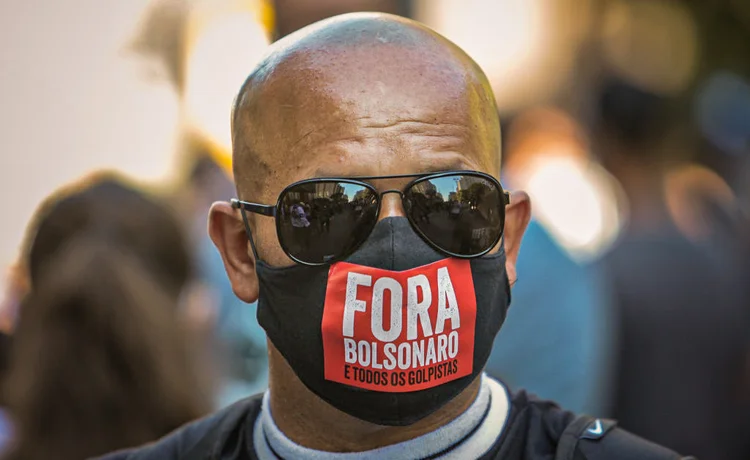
{"left": 277, "top": 181, "right": 379, "bottom": 264}
{"left": 404, "top": 174, "right": 504, "bottom": 256}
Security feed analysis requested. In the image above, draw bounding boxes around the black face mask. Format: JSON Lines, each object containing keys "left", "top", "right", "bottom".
{"left": 255, "top": 217, "right": 511, "bottom": 426}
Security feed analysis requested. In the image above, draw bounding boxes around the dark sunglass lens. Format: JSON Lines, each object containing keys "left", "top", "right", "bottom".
{"left": 404, "top": 174, "right": 504, "bottom": 256}
{"left": 277, "top": 181, "right": 378, "bottom": 264}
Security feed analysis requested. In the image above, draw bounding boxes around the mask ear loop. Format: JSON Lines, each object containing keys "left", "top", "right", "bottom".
{"left": 498, "top": 234, "right": 513, "bottom": 304}
{"left": 238, "top": 207, "right": 262, "bottom": 263}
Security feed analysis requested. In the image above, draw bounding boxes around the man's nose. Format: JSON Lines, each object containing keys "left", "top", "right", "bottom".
{"left": 379, "top": 192, "right": 406, "bottom": 220}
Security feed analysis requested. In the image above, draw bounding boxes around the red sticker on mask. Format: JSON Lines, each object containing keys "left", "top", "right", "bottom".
{"left": 321, "top": 259, "right": 477, "bottom": 392}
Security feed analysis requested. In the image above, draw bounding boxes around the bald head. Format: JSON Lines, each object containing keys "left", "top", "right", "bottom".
{"left": 231, "top": 13, "right": 500, "bottom": 199}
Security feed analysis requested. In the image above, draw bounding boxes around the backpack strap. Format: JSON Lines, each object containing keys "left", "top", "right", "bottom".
{"left": 555, "top": 415, "right": 697, "bottom": 460}
{"left": 555, "top": 416, "right": 617, "bottom": 460}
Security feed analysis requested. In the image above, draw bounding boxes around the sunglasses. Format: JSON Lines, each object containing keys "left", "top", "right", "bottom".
{"left": 232, "top": 170, "right": 510, "bottom": 266}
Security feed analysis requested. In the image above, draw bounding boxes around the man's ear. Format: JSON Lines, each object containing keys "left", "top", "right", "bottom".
{"left": 208, "top": 202, "right": 259, "bottom": 303}
{"left": 503, "top": 191, "right": 532, "bottom": 285}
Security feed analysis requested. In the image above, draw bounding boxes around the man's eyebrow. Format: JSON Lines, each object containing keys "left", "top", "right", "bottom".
{"left": 418, "top": 160, "right": 477, "bottom": 173}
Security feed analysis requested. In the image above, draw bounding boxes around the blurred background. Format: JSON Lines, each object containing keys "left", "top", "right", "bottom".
{"left": 0, "top": 0, "right": 748, "bottom": 459}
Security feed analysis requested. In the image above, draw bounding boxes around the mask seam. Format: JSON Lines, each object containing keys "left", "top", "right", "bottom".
{"left": 389, "top": 217, "right": 395, "bottom": 270}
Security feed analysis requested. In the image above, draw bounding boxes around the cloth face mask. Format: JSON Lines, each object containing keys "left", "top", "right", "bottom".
{"left": 255, "top": 216, "right": 511, "bottom": 426}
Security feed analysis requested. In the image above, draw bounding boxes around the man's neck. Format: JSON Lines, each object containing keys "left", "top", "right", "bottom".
{"left": 267, "top": 345, "right": 481, "bottom": 452}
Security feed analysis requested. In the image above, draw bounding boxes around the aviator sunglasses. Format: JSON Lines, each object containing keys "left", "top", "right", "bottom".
{"left": 232, "top": 171, "right": 511, "bottom": 266}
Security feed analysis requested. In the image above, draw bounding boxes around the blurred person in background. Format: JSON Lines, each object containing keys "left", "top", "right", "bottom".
{"left": 690, "top": 70, "right": 750, "bottom": 459}
{"left": 485, "top": 107, "right": 615, "bottom": 416}
{"left": 101, "top": 13, "right": 691, "bottom": 459}
{"left": 1, "top": 175, "right": 211, "bottom": 460}
{"left": 594, "top": 76, "right": 750, "bottom": 460}
{"left": 131, "top": 0, "right": 274, "bottom": 407}
{"left": 693, "top": 71, "right": 750, "bottom": 259}
{"left": 183, "top": 152, "right": 270, "bottom": 407}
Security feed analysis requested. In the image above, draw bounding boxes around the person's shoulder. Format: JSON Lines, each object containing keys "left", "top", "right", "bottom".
{"left": 94, "top": 394, "right": 264, "bottom": 460}
{"left": 499, "top": 390, "right": 694, "bottom": 460}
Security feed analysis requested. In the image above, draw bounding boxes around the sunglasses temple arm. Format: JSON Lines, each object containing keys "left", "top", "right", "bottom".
{"left": 238, "top": 207, "right": 262, "bottom": 263}
{"left": 231, "top": 200, "right": 275, "bottom": 262}
{"left": 243, "top": 203, "right": 276, "bottom": 216}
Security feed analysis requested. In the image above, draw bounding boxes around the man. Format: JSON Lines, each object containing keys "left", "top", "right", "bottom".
{"left": 101, "top": 13, "right": 691, "bottom": 459}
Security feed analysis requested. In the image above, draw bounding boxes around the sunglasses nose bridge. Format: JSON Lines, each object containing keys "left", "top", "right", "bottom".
{"left": 378, "top": 189, "right": 406, "bottom": 220}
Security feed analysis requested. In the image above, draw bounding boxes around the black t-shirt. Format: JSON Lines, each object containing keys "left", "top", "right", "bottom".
{"left": 97, "top": 391, "right": 688, "bottom": 460}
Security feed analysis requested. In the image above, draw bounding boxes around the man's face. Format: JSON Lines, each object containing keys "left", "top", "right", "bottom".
{"left": 209, "top": 25, "right": 530, "bottom": 303}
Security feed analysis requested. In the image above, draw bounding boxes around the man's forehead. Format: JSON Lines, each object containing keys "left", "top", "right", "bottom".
{"left": 247, "top": 33, "right": 484, "bottom": 123}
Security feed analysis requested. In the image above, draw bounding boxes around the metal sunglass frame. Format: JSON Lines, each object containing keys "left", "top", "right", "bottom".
{"left": 231, "top": 170, "right": 511, "bottom": 266}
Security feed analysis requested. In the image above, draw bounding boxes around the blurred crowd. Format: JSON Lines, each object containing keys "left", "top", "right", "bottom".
{"left": 0, "top": 0, "right": 748, "bottom": 459}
